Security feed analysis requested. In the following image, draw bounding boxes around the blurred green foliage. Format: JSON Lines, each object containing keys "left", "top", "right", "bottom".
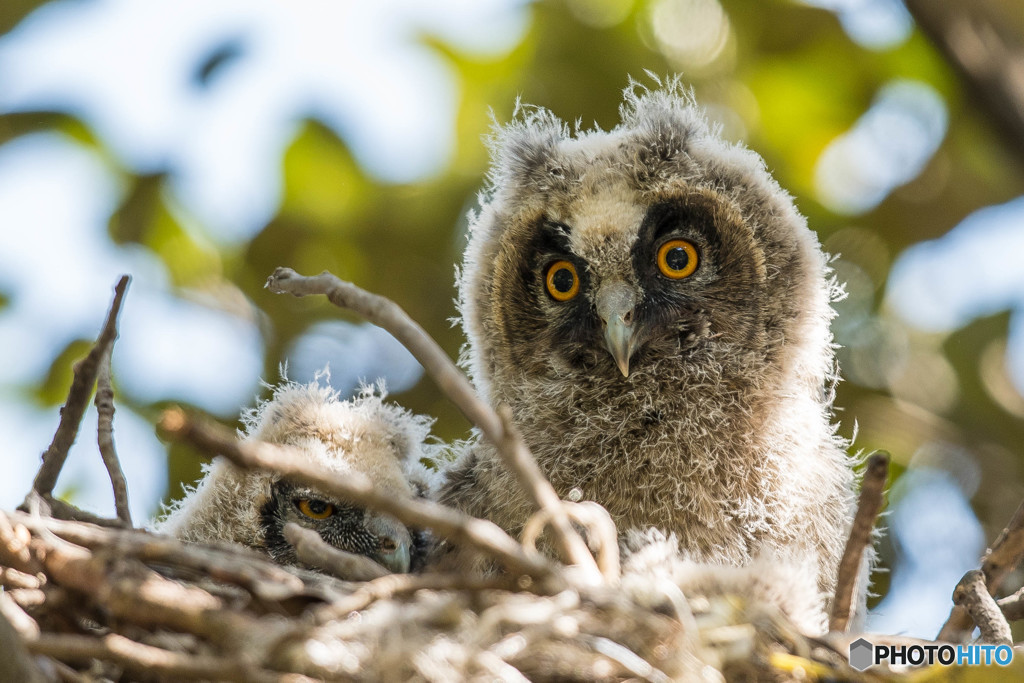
{"left": 3, "top": 0, "right": 1024, "bottom": 618}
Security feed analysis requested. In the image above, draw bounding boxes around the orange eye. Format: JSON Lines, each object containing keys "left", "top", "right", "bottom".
{"left": 296, "top": 499, "right": 334, "bottom": 520}
{"left": 545, "top": 260, "right": 580, "bottom": 301}
{"left": 657, "top": 239, "right": 699, "bottom": 279}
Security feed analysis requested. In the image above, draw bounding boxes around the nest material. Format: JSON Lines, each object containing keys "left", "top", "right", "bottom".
{"left": 0, "top": 509, "right": 864, "bottom": 682}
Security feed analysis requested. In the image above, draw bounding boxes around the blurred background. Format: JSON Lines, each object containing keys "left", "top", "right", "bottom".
{"left": 1, "top": 0, "right": 1022, "bottom": 639}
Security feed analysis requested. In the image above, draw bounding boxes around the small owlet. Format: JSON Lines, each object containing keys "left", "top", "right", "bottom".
{"left": 155, "top": 380, "right": 434, "bottom": 574}
{"left": 437, "top": 82, "right": 859, "bottom": 628}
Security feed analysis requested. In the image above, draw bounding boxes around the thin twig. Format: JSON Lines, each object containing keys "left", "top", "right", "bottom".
{"left": 997, "top": 586, "right": 1024, "bottom": 622}
{"left": 27, "top": 633, "right": 315, "bottom": 683}
{"left": 0, "top": 591, "right": 39, "bottom": 639}
{"left": 21, "top": 491, "right": 128, "bottom": 528}
{"left": 904, "top": 0, "right": 1024, "bottom": 169}
{"left": 24, "top": 519, "right": 267, "bottom": 643}
{"left": 0, "top": 606, "right": 46, "bottom": 683}
{"left": 11, "top": 511, "right": 318, "bottom": 603}
{"left": 283, "top": 522, "right": 389, "bottom": 581}
{"left": 158, "top": 408, "right": 563, "bottom": 588}
{"left": 937, "top": 498, "right": 1024, "bottom": 641}
{"left": 265, "top": 267, "right": 601, "bottom": 582}
{"left": 952, "top": 569, "right": 1012, "bottom": 645}
{"left": 95, "top": 353, "right": 131, "bottom": 526}
{"left": 312, "top": 572, "right": 513, "bottom": 624}
{"left": 829, "top": 451, "right": 888, "bottom": 632}
{"left": 26, "top": 275, "right": 130, "bottom": 501}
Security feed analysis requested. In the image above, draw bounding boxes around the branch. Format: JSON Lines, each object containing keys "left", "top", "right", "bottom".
{"left": 997, "top": 586, "right": 1024, "bottom": 622}
{"left": 27, "top": 633, "right": 313, "bottom": 683}
{"left": 10, "top": 512, "right": 319, "bottom": 604}
{"left": 937, "top": 498, "right": 1024, "bottom": 641}
{"left": 95, "top": 353, "right": 131, "bottom": 526}
{"left": 283, "top": 522, "right": 389, "bottom": 581}
{"left": 830, "top": 451, "right": 888, "bottom": 632}
{"left": 952, "top": 569, "right": 1012, "bottom": 645}
{"left": 265, "top": 267, "right": 601, "bottom": 583}
{"left": 0, "top": 607, "right": 46, "bottom": 683}
{"left": 27, "top": 275, "right": 130, "bottom": 501}
{"left": 158, "top": 408, "right": 562, "bottom": 588}
{"left": 311, "top": 572, "right": 512, "bottom": 625}
{"left": 904, "top": 0, "right": 1024, "bottom": 168}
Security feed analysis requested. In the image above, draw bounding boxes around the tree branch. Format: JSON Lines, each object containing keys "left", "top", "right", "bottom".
{"left": 95, "top": 353, "right": 131, "bottom": 526}
{"left": 830, "top": 451, "right": 888, "bottom": 632}
{"left": 283, "top": 522, "right": 389, "bottom": 581}
{"left": 27, "top": 633, "right": 313, "bottom": 683}
{"left": 952, "top": 569, "right": 1012, "bottom": 645}
{"left": 938, "top": 498, "right": 1024, "bottom": 641}
{"left": 265, "top": 267, "right": 602, "bottom": 583}
{"left": 904, "top": 0, "right": 1024, "bottom": 168}
{"left": 26, "top": 275, "right": 130, "bottom": 502}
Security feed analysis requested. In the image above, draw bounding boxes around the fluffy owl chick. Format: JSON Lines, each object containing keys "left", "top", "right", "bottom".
{"left": 439, "top": 83, "right": 858, "bottom": 629}
{"left": 155, "top": 379, "right": 434, "bottom": 575}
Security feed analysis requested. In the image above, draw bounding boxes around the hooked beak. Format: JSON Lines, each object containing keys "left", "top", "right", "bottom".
{"left": 596, "top": 281, "right": 638, "bottom": 378}
{"left": 366, "top": 515, "right": 412, "bottom": 574}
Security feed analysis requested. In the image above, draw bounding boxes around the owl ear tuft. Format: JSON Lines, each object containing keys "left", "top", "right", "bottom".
{"left": 618, "top": 77, "right": 709, "bottom": 180}
{"left": 485, "top": 101, "right": 568, "bottom": 196}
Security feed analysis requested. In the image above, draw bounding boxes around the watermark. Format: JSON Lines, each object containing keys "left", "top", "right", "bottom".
{"left": 848, "top": 637, "right": 1014, "bottom": 671}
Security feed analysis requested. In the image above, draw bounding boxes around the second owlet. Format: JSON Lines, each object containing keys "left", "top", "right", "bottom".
{"left": 437, "top": 84, "right": 858, "bottom": 616}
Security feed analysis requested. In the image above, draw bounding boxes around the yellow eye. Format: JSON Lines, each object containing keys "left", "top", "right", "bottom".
{"left": 297, "top": 499, "right": 334, "bottom": 520}
{"left": 545, "top": 260, "right": 580, "bottom": 301}
{"left": 657, "top": 239, "right": 699, "bottom": 279}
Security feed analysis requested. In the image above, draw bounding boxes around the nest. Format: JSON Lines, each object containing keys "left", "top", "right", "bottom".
{"left": 2, "top": 272, "right": 1021, "bottom": 682}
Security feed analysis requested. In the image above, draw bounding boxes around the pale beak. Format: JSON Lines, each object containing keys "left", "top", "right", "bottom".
{"left": 366, "top": 514, "right": 412, "bottom": 574}
{"left": 596, "top": 281, "right": 638, "bottom": 378}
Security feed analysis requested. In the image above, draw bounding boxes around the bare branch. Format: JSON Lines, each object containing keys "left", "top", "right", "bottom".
{"left": 158, "top": 407, "right": 563, "bottom": 588}
{"left": 10, "top": 512, "right": 320, "bottom": 603}
{"left": 938, "top": 498, "right": 1024, "bottom": 641}
{"left": 952, "top": 569, "right": 1012, "bottom": 646}
{"left": 265, "top": 267, "right": 601, "bottom": 582}
{"left": 997, "top": 586, "right": 1024, "bottom": 622}
{"left": 283, "top": 522, "right": 389, "bottom": 581}
{"left": 830, "top": 451, "right": 888, "bottom": 632}
{"left": 95, "top": 353, "right": 131, "bottom": 526}
{"left": 904, "top": 0, "right": 1024, "bottom": 168}
{"left": 27, "top": 633, "right": 314, "bottom": 683}
{"left": 27, "top": 275, "right": 130, "bottom": 502}
{"left": 0, "top": 606, "right": 46, "bottom": 683}
{"left": 311, "top": 572, "right": 513, "bottom": 625}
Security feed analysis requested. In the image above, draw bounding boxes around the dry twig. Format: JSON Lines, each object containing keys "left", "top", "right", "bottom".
{"left": 938, "top": 498, "right": 1024, "bottom": 641}
{"left": 904, "top": 0, "right": 1024, "bottom": 168}
{"left": 27, "top": 633, "right": 315, "bottom": 683}
{"left": 830, "top": 451, "right": 888, "bottom": 632}
{"left": 95, "top": 353, "right": 131, "bottom": 526}
{"left": 159, "top": 407, "right": 562, "bottom": 588}
{"left": 26, "top": 275, "right": 130, "bottom": 507}
{"left": 952, "top": 569, "right": 1012, "bottom": 646}
{"left": 283, "top": 522, "right": 389, "bottom": 581}
{"left": 997, "top": 586, "right": 1024, "bottom": 622}
{"left": 265, "top": 267, "right": 601, "bottom": 583}
{"left": 0, "top": 608, "right": 46, "bottom": 683}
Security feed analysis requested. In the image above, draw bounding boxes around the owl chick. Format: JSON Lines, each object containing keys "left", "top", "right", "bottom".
{"left": 155, "top": 378, "right": 434, "bottom": 575}
{"left": 437, "top": 82, "right": 858, "bottom": 627}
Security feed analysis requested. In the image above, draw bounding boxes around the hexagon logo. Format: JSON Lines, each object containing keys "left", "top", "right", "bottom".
{"left": 849, "top": 637, "right": 874, "bottom": 671}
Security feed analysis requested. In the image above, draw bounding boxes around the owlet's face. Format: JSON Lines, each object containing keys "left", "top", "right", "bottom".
{"left": 489, "top": 184, "right": 770, "bottom": 383}
{"left": 259, "top": 479, "right": 412, "bottom": 573}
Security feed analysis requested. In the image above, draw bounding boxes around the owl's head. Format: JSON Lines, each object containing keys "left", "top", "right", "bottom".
{"left": 458, "top": 81, "right": 837, "bottom": 409}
